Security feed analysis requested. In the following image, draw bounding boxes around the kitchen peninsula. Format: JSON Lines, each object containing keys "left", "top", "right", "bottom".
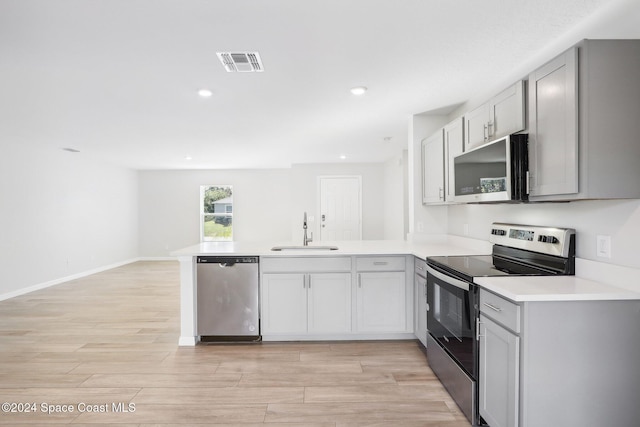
{"left": 172, "top": 236, "right": 491, "bottom": 345}
{"left": 171, "top": 237, "right": 640, "bottom": 346}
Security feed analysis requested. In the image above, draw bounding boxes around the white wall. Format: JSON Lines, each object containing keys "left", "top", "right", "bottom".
{"left": 382, "top": 154, "right": 405, "bottom": 240}
{"left": 0, "top": 157, "right": 406, "bottom": 297}
{"left": 446, "top": 200, "right": 640, "bottom": 270}
{"left": 0, "top": 145, "right": 138, "bottom": 299}
{"left": 137, "top": 162, "right": 403, "bottom": 257}
{"left": 289, "top": 163, "right": 389, "bottom": 243}
{"left": 137, "top": 169, "right": 293, "bottom": 257}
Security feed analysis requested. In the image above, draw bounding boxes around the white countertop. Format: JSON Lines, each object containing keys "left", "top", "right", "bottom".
{"left": 170, "top": 236, "right": 493, "bottom": 259}
{"left": 475, "top": 275, "right": 640, "bottom": 302}
{"left": 171, "top": 237, "right": 640, "bottom": 303}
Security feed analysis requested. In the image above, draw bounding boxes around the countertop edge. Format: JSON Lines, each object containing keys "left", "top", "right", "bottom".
{"left": 171, "top": 238, "right": 640, "bottom": 302}
{"left": 475, "top": 276, "right": 640, "bottom": 302}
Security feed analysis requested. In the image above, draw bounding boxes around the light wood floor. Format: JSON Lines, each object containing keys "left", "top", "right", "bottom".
{"left": 0, "top": 261, "right": 470, "bottom": 426}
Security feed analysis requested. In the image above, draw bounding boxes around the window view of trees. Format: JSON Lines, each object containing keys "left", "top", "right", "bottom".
{"left": 201, "top": 185, "right": 233, "bottom": 241}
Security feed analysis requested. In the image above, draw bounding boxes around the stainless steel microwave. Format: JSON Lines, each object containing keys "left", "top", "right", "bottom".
{"left": 453, "top": 134, "right": 528, "bottom": 203}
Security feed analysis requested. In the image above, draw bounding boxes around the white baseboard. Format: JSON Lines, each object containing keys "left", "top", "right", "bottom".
{"left": 178, "top": 336, "right": 198, "bottom": 346}
{"left": 0, "top": 258, "right": 141, "bottom": 302}
{"left": 261, "top": 333, "right": 417, "bottom": 342}
{"left": 137, "top": 256, "right": 178, "bottom": 261}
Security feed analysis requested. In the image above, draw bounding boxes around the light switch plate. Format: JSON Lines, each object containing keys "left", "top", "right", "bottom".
{"left": 596, "top": 235, "right": 612, "bottom": 258}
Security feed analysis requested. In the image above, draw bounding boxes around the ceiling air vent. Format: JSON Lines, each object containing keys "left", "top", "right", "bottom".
{"left": 216, "top": 52, "right": 264, "bottom": 72}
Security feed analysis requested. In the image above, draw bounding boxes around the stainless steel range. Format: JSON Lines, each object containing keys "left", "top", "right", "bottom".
{"left": 426, "top": 223, "right": 576, "bottom": 426}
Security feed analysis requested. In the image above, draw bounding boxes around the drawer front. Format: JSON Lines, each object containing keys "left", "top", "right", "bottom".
{"left": 356, "top": 256, "right": 406, "bottom": 272}
{"left": 261, "top": 256, "right": 351, "bottom": 273}
{"left": 414, "top": 257, "right": 427, "bottom": 277}
{"left": 480, "top": 290, "right": 521, "bottom": 333}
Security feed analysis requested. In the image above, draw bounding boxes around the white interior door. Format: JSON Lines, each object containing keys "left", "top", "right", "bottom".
{"left": 319, "top": 176, "right": 361, "bottom": 241}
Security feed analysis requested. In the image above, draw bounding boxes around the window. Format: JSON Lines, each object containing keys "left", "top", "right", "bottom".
{"left": 200, "top": 185, "right": 233, "bottom": 241}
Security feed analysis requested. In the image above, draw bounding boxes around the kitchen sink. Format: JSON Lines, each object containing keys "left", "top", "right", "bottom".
{"left": 271, "top": 245, "right": 339, "bottom": 251}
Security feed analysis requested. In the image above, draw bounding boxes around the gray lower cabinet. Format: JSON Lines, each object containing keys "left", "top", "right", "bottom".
{"left": 260, "top": 255, "right": 413, "bottom": 339}
{"left": 479, "top": 289, "right": 640, "bottom": 427}
{"left": 356, "top": 271, "right": 406, "bottom": 332}
{"left": 479, "top": 314, "right": 519, "bottom": 427}
{"left": 355, "top": 256, "right": 408, "bottom": 333}
{"left": 261, "top": 272, "right": 351, "bottom": 335}
{"left": 528, "top": 39, "right": 640, "bottom": 201}
{"left": 260, "top": 257, "right": 352, "bottom": 336}
{"left": 413, "top": 257, "right": 427, "bottom": 347}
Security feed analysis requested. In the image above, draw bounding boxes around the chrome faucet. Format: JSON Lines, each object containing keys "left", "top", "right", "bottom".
{"left": 303, "top": 212, "right": 313, "bottom": 246}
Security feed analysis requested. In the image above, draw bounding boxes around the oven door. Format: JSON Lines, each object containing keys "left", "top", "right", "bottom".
{"left": 426, "top": 265, "right": 477, "bottom": 377}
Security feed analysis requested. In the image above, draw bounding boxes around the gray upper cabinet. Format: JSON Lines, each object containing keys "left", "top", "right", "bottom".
{"left": 444, "top": 117, "right": 464, "bottom": 201}
{"left": 528, "top": 48, "right": 579, "bottom": 197}
{"left": 421, "top": 130, "right": 445, "bottom": 204}
{"left": 490, "top": 81, "right": 526, "bottom": 142}
{"left": 464, "top": 81, "right": 526, "bottom": 151}
{"left": 464, "top": 102, "right": 491, "bottom": 151}
{"left": 422, "top": 118, "right": 463, "bottom": 205}
{"left": 528, "top": 39, "right": 640, "bottom": 201}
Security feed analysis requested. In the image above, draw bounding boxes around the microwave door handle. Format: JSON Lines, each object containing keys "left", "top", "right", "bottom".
{"left": 426, "top": 266, "right": 470, "bottom": 292}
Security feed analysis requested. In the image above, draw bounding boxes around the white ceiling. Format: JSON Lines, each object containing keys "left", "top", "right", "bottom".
{"left": 2, "top": 0, "right": 639, "bottom": 170}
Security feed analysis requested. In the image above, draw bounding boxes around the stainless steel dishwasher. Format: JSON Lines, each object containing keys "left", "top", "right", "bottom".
{"left": 196, "top": 256, "right": 260, "bottom": 342}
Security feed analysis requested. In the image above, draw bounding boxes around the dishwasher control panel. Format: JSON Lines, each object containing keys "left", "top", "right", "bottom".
{"left": 197, "top": 256, "right": 258, "bottom": 264}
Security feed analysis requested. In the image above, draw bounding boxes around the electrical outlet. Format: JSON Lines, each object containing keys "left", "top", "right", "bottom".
{"left": 417, "top": 221, "right": 424, "bottom": 232}
{"left": 596, "top": 235, "right": 612, "bottom": 258}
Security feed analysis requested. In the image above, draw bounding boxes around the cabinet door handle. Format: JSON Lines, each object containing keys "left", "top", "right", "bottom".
{"left": 483, "top": 302, "right": 502, "bottom": 312}
{"left": 308, "top": 274, "right": 311, "bottom": 289}
{"left": 439, "top": 187, "right": 444, "bottom": 200}
{"left": 358, "top": 273, "right": 362, "bottom": 288}
{"left": 373, "top": 261, "right": 388, "bottom": 266}
{"left": 487, "top": 120, "right": 494, "bottom": 138}
{"left": 483, "top": 123, "right": 488, "bottom": 141}
{"left": 476, "top": 317, "right": 483, "bottom": 341}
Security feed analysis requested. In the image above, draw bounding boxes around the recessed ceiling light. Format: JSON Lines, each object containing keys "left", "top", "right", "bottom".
{"left": 350, "top": 86, "right": 367, "bottom": 95}
{"left": 184, "top": 155, "right": 193, "bottom": 161}
{"left": 198, "top": 89, "right": 213, "bottom": 97}
{"left": 339, "top": 155, "right": 347, "bottom": 160}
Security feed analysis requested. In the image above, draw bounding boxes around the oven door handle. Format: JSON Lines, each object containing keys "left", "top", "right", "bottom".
{"left": 426, "top": 265, "right": 470, "bottom": 292}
